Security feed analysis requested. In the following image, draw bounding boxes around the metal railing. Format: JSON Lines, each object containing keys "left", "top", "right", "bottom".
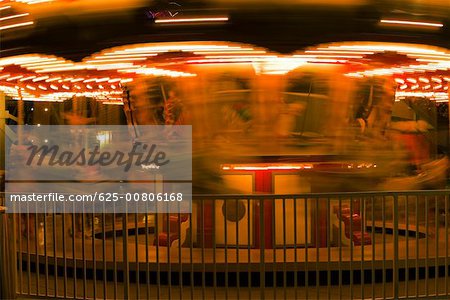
{"left": 1, "top": 190, "right": 449, "bottom": 299}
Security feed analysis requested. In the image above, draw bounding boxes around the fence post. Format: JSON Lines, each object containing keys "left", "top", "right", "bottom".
{"left": 0, "top": 206, "right": 17, "bottom": 299}
{"left": 393, "top": 194, "right": 399, "bottom": 299}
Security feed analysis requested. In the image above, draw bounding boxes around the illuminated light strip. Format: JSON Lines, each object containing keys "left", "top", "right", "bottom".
{"left": 92, "top": 64, "right": 140, "bottom": 71}
{"left": 27, "top": 63, "right": 74, "bottom": 70}
{"left": 26, "top": 85, "right": 36, "bottom": 90}
{"left": 0, "top": 21, "right": 34, "bottom": 31}
{"left": 204, "top": 55, "right": 277, "bottom": 59}
{"left": 38, "top": 85, "right": 47, "bottom": 90}
{"left": 222, "top": 164, "right": 314, "bottom": 171}
{"left": 119, "top": 46, "right": 244, "bottom": 54}
{"left": 409, "top": 54, "right": 450, "bottom": 60}
{"left": 0, "top": 74, "right": 10, "bottom": 79}
{"left": 345, "top": 63, "right": 449, "bottom": 77}
{"left": 294, "top": 54, "right": 363, "bottom": 58}
{"left": 45, "top": 77, "right": 61, "bottom": 82}
{"left": 108, "top": 78, "right": 122, "bottom": 83}
{"left": 50, "top": 85, "right": 58, "bottom": 90}
{"left": 326, "top": 45, "right": 446, "bottom": 55}
{"left": 95, "top": 78, "right": 110, "bottom": 83}
{"left": 71, "top": 78, "right": 84, "bottom": 83}
{"left": 305, "top": 50, "right": 374, "bottom": 55}
{"left": 187, "top": 58, "right": 272, "bottom": 63}
{"left": 396, "top": 91, "right": 448, "bottom": 101}
{"left": 21, "top": 59, "right": 60, "bottom": 67}
{"left": 86, "top": 84, "right": 92, "bottom": 89}
{"left": 380, "top": 19, "right": 443, "bottom": 28}
{"left": 155, "top": 17, "right": 229, "bottom": 24}
{"left": 86, "top": 58, "right": 148, "bottom": 63}
{"left": 119, "top": 67, "right": 195, "bottom": 77}
{"left": 62, "top": 85, "right": 70, "bottom": 90}
{"left": 102, "top": 101, "right": 124, "bottom": 105}
{"left": 120, "top": 78, "right": 133, "bottom": 83}
{"left": 394, "top": 78, "right": 405, "bottom": 84}
{"left": 0, "top": 13, "right": 29, "bottom": 21}
{"left": 433, "top": 85, "right": 442, "bottom": 90}
{"left": 0, "top": 56, "right": 45, "bottom": 66}
{"left": 0, "top": 6, "right": 11, "bottom": 10}
{"left": 32, "top": 76, "right": 49, "bottom": 82}
{"left": 93, "top": 54, "right": 158, "bottom": 59}
{"left": 431, "top": 77, "right": 442, "bottom": 83}
{"left": 423, "top": 85, "right": 431, "bottom": 90}
{"left": 193, "top": 50, "right": 265, "bottom": 55}
{"left": 418, "top": 77, "right": 429, "bottom": 83}
{"left": 62, "top": 77, "right": 74, "bottom": 82}
{"left": 36, "top": 65, "right": 87, "bottom": 72}
{"left": 83, "top": 78, "right": 97, "bottom": 83}
{"left": 19, "top": 76, "right": 36, "bottom": 82}
{"left": 6, "top": 75, "right": 23, "bottom": 81}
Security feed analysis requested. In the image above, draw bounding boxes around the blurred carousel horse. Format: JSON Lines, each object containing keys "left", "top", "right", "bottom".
{"left": 374, "top": 156, "right": 449, "bottom": 227}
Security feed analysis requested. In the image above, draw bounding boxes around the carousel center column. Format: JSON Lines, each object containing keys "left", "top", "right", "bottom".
{"left": 313, "top": 69, "right": 357, "bottom": 247}
{"left": 251, "top": 74, "right": 287, "bottom": 249}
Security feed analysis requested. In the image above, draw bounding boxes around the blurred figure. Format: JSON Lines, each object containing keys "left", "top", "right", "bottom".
{"left": 164, "top": 89, "right": 184, "bottom": 125}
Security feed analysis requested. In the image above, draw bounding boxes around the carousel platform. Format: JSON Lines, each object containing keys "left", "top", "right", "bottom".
{"left": 15, "top": 214, "right": 447, "bottom": 274}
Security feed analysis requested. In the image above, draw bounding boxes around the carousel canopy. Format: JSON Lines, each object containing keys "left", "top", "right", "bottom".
{"left": 0, "top": 41, "right": 449, "bottom": 102}
{"left": 0, "top": 0, "right": 449, "bottom": 60}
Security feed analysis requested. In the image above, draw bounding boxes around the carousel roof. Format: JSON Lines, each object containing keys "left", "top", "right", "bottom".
{"left": 1, "top": 0, "right": 449, "bottom": 103}
{"left": 1, "top": 0, "right": 449, "bottom": 60}
{"left": 0, "top": 41, "right": 449, "bottom": 102}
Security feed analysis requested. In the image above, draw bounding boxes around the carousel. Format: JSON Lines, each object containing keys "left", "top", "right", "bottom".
{"left": 1, "top": 39, "right": 449, "bottom": 269}
{"left": 0, "top": 0, "right": 450, "bottom": 297}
